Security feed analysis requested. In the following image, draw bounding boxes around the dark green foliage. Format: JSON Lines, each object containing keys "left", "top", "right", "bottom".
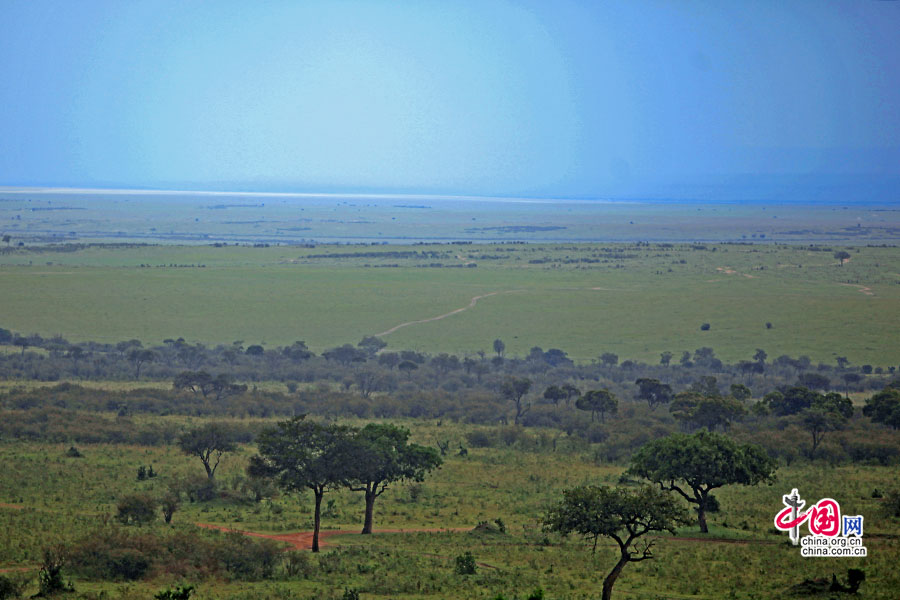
{"left": 863, "top": 388, "right": 900, "bottom": 429}
{"left": 341, "top": 589, "right": 361, "bottom": 600}
{"left": 634, "top": 378, "right": 673, "bottom": 409}
{"left": 65, "top": 445, "right": 82, "bottom": 458}
{"left": 250, "top": 416, "right": 356, "bottom": 551}
{"left": 153, "top": 585, "right": 195, "bottom": 600}
{"left": 700, "top": 323, "right": 711, "bottom": 331}
{"left": 575, "top": 389, "right": 618, "bottom": 423}
{"left": 628, "top": 431, "right": 776, "bottom": 533}
{"left": 500, "top": 377, "right": 532, "bottom": 425}
{"left": 454, "top": 551, "right": 477, "bottom": 575}
{"left": 160, "top": 491, "right": 180, "bottom": 524}
{"left": 216, "top": 532, "right": 280, "bottom": 580}
{"left": 0, "top": 574, "right": 27, "bottom": 600}
{"left": 68, "top": 526, "right": 281, "bottom": 582}
{"left": 37, "top": 545, "right": 73, "bottom": 596}
{"left": 115, "top": 493, "right": 158, "bottom": 526}
{"left": 282, "top": 551, "right": 315, "bottom": 579}
{"left": 345, "top": 423, "right": 442, "bottom": 533}
{"left": 543, "top": 485, "right": 689, "bottom": 600}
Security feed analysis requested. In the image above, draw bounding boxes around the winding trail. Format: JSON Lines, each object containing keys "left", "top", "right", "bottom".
{"left": 839, "top": 283, "right": 875, "bottom": 296}
{"left": 375, "top": 291, "right": 520, "bottom": 337}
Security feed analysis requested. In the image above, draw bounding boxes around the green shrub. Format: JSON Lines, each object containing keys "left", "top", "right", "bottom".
{"left": 115, "top": 493, "right": 157, "bottom": 526}
{"left": 282, "top": 551, "right": 315, "bottom": 579}
{"left": 216, "top": 532, "right": 280, "bottom": 580}
{"left": 0, "top": 574, "right": 28, "bottom": 600}
{"left": 454, "top": 551, "right": 476, "bottom": 575}
{"left": 154, "top": 584, "right": 194, "bottom": 600}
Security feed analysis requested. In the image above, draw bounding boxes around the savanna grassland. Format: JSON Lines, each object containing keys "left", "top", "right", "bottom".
{"left": 1, "top": 422, "right": 899, "bottom": 600}
{"left": 2, "top": 197, "right": 900, "bottom": 600}
{"left": 1, "top": 242, "right": 899, "bottom": 365}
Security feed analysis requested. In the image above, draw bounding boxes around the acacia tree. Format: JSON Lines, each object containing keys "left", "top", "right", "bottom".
{"left": 345, "top": 424, "right": 442, "bottom": 534}
{"left": 501, "top": 377, "right": 531, "bottom": 424}
{"left": 628, "top": 431, "right": 776, "bottom": 533}
{"left": 177, "top": 423, "right": 238, "bottom": 481}
{"left": 249, "top": 416, "right": 355, "bottom": 552}
{"left": 543, "top": 485, "right": 689, "bottom": 600}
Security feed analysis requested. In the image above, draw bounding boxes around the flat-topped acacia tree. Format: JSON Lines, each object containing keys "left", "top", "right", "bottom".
{"left": 544, "top": 485, "right": 689, "bottom": 600}
{"left": 249, "top": 416, "right": 355, "bottom": 552}
{"left": 628, "top": 431, "right": 776, "bottom": 533}
{"left": 177, "top": 422, "right": 238, "bottom": 481}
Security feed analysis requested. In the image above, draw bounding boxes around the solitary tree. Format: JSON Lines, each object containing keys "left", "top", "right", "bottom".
{"left": 659, "top": 351, "right": 673, "bottom": 367}
{"left": 177, "top": 423, "right": 238, "bottom": 481}
{"left": 834, "top": 250, "right": 851, "bottom": 266}
{"left": 249, "top": 416, "right": 355, "bottom": 551}
{"left": 345, "top": 424, "right": 442, "bottom": 534}
{"left": 543, "top": 485, "right": 689, "bottom": 600}
{"left": 500, "top": 377, "right": 532, "bottom": 424}
{"left": 628, "top": 431, "right": 776, "bottom": 533}
{"left": 128, "top": 348, "right": 156, "bottom": 378}
{"left": 493, "top": 338, "right": 505, "bottom": 358}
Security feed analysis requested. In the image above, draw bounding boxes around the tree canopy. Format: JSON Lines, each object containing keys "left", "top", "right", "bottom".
{"left": 249, "top": 416, "right": 355, "bottom": 551}
{"left": 345, "top": 423, "right": 442, "bottom": 533}
{"left": 177, "top": 422, "right": 238, "bottom": 481}
{"left": 544, "top": 485, "right": 689, "bottom": 600}
{"left": 628, "top": 431, "right": 776, "bottom": 533}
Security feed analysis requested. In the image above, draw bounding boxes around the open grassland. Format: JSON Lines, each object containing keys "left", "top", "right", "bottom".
{"left": 2, "top": 242, "right": 900, "bottom": 365}
{"left": 0, "top": 419, "right": 898, "bottom": 599}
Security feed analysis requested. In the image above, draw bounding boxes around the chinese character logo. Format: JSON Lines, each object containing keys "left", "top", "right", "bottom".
{"left": 774, "top": 488, "right": 863, "bottom": 545}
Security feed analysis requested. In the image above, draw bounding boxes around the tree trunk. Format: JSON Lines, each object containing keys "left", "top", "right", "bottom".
{"left": 361, "top": 486, "right": 376, "bottom": 534}
{"left": 312, "top": 489, "right": 323, "bottom": 552}
{"left": 602, "top": 556, "right": 629, "bottom": 600}
{"left": 697, "top": 497, "right": 709, "bottom": 533}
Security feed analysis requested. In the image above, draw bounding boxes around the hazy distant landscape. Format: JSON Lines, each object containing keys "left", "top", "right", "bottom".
{"left": 2, "top": 188, "right": 899, "bottom": 245}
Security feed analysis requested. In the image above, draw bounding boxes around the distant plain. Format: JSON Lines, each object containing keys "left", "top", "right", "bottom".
{"left": 1, "top": 190, "right": 898, "bottom": 366}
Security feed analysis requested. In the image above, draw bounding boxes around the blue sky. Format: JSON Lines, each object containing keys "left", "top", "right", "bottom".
{"left": 1, "top": 1, "right": 898, "bottom": 199}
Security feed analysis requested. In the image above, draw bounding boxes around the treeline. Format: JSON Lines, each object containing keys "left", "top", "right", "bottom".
{"left": 2, "top": 327, "right": 899, "bottom": 465}
{"left": 0, "top": 327, "right": 895, "bottom": 398}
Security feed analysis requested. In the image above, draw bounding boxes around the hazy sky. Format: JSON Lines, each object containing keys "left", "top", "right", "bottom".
{"left": 1, "top": 1, "right": 898, "bottom": 198}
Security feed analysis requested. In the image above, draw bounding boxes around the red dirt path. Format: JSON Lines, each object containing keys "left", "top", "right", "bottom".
{"left": 195, "top": 523, "right": 467, "bottom": 551}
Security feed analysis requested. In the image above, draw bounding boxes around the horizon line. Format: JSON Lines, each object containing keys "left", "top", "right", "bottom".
{"left": 0, "top": 185, "right": 620, "bottom": 205}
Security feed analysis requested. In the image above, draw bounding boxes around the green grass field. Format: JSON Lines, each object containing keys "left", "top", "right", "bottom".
{"left": 2, "top": 242, "right": 899, "bottom": 365}
{"left": 1, "top": 420, "right": 898, "bottom": 599}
